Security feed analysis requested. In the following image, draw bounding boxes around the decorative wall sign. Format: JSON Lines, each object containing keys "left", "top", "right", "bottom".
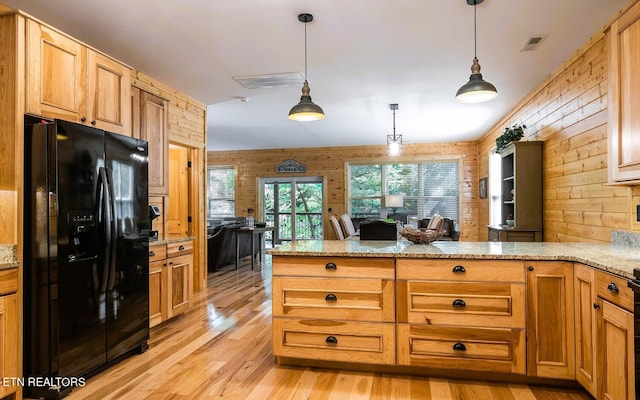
{"left": 479, "top": 177, "right": 488, "bottom": 199}
{"left": 276, "top": 159, "right": 307, "bottom": 173}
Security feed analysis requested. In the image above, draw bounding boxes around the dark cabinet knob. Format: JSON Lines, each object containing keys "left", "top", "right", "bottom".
{"left": 169, "top": 261, "right": 173, "bottom": 265}
{"left": 80, "top": 117, "right": 87, "bottom": 122}
{"left": 325, "top": 336, "right": 338, "bottom": 344}
{"left": 325, "top": 262, "right": 337, "bottom": 270}
{"left": 452, "top": 299, "right": 466, "bottom": 307}
{"left": 593, "top": 303, "right": 600, "bottom": 310}
{"left": 149, "top": 251, "right": 155, "bottom": 257}
{"left": 90, "top": 120, "right": 96, "bottom": 125}
{"left": 528, "top": 266, "right": 534, "bottom": 271}
{"left": 607, "top": 282, "right": 619, "bottom": 294}
{"left": 179, "top": 245, "right": 185, "bottom": 251}
{"left": 325, "top": 293, "right": 338, "bottom": 302}
{"left": 453, "top": 342, "right": 467, "bottom": 351}
{"left": 452, "top": 265, "right": 466, "bottom": 273}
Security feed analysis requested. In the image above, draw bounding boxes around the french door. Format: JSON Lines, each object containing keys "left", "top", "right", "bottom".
{"left": 261, "top": 177, "right": 324, "bottom": 244}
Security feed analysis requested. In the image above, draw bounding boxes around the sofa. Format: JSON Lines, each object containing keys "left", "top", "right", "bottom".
{"left": 418, "top": 217, "right": 460, "bottom": 241}
{"left": 207, "top": 221, "right": 259, "bottom": 271}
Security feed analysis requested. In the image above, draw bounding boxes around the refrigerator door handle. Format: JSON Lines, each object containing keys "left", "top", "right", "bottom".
{"left": 99, "top": 167, "right": 112, "bottom": 293}
{"left": 105, "top": 168, "right": 117, "bottom": 291}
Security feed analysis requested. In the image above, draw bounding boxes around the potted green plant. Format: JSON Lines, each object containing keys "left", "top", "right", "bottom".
{"left": 496, "top": 124, "right": 526, "bottom": 151}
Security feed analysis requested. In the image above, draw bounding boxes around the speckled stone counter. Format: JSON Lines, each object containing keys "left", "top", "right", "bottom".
{"left": 150, "top": 236, "right": 195, "bottom": 246}
{"left": 267, "top": 240, "right": 640, "bottom": 280}
{"left": 0, "top": 244, "right": 19, "bottom": 270}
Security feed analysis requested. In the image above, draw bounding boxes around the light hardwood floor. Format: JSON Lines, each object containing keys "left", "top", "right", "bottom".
{"left": 58, "top": 255, "right": 591, "bottom": 400}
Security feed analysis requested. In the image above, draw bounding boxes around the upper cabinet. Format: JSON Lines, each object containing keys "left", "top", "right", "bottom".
{"left": 608, "top": 1, "right": 640, "bottom": 184}
{"left": 132, "top": 87, "right": 169, "bottom": 195}
{"left": 26, "top": 20, "right": 131, "bottom": 136}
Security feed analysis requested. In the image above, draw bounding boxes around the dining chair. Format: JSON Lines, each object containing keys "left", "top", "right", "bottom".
{"left": 329, "top": 216, "right": 345, "bottom": 240}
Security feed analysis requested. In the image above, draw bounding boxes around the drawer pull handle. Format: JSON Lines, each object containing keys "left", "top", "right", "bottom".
{"left": 607, "top": 282, "right": 619, "bottom": 294}
{"left": 593, "top": 303, "right": 600, "bottom": 310}
{"left": 325, "top": 336, "right": 338, "bottom": 344}
{"left": 325, "top": 262, "right": 337, "bottom": 270}
{"left": 453, "top": 342, "right": 466, "bottom": 351}
{"left": 528, "top": 266, "right": 534, "bottom": 271}
{"left": 178, "top": 245, "right": 185, "bottom": 251}
{"left": 149, "top": 251, "right": 155, "bottom": 257}
{"left": 325, "top": 293, "right": 338, "bottom": 302}
{"left": 452, "top": 265, "right": 466, "bottom": 273}
{"left": 452, "top": 299, "right": 466, "bottom": 308}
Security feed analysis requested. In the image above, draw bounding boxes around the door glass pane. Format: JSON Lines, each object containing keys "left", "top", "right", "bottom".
{"left": 295, "top": 182, "right": 323, "bottom": 239}
{"left": 278, "top": 183, "right": 292, "bottom": 213}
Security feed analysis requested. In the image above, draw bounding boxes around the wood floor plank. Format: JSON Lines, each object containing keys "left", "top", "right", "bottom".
{"left": 46, "top": 255, "right": 593, "bottom": 400}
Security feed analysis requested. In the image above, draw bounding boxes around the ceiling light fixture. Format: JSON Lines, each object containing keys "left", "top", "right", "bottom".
{"left": 387, "top": 104, "right": 402, "bottom": 156}
{"left": 288, "top": 13, "right": 325, "bottom": 121}
{"left": 455, "top": 0, "right": 498, "bottom": 103}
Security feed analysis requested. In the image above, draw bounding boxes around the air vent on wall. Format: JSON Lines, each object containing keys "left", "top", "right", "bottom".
{"left": 520, "top": 35, "right": 547, "bottom": 52}
{"left": 233, "top": 72, "right": 305, "bottom": 89}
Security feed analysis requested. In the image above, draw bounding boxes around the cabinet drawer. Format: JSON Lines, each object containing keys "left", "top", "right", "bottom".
{"left": 273, "top": 318, "right": 395, "bottom": 365}
{"left": 0, "top": 269, "right": 18, "bottom": 296}
{"left": 397, "top": 281, "right": 525, "bottom": 328}
{"left": 397, "top": 259, "right": 524, "bottom": 282}
{"left": 272, "top": 256, "right": 394, "bottom": 279}
{"left": 397, "top": 324, "right": 526, "bottom": 375}
{"left": 596, "top": 271, "right": 633, "bottom": 312}
{"left": 273, "top": 277, "right": 394, "bottom": 322}
{"left": 167, "top": 240, "right": 193, "bottom": 258}
{"left": 148, "top": 245, "right": 166, "bottom": 262}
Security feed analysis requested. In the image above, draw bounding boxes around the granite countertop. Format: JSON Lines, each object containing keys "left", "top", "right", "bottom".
{"left": 151, "top": 236, "right": 196, "bottom": 246}
{"left": 0, "top": 244, "right": 19, "bottom": 270}
{"left": 267, "top": 240, "right": 640, "bottom": 280}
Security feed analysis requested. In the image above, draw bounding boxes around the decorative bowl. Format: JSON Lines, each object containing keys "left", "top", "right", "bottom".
{"left": 399, "top": 226, "right": 444, "bottom": 244}
{"left": 506, "top": 219, "right": 515, "bottom": 227}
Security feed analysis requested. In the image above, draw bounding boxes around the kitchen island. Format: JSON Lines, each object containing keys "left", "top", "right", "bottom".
{"left": 268, "top": 240, "right": 637, "bottom": 400}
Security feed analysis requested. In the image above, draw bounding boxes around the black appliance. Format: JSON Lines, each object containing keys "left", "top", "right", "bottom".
{"left": 23, "top": 119, "right": 150, "bottom": 399}
{"left": 630, "top": 271, "right": 640, "bottom": 399}
{"left": 149, "top": 205, "right": 161, "bottom": 241}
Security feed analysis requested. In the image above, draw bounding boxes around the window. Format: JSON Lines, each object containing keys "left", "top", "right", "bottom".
{"left": 207, "top": 166, "right": 235, "bottom": 219}
{"left": 348, "top": 160, "right": 460, "bottom": 221}
{"left": 489, "top": 151, "right": 502, "bottom": 226}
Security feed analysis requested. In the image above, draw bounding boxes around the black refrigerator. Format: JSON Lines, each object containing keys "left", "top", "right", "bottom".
{"left": 23, "top": 119, "right": 149, "bottom": 399}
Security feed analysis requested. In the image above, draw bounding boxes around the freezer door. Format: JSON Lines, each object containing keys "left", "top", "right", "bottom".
{"left": 104, "top": 132, "right": 149, "bottom": 361}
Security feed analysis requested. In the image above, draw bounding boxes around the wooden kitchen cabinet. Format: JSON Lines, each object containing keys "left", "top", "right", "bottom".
{"left": 526, "top": 261, "right": 575, "bottom": 379}
{"left": 148, "top": 239, "right": 192, "bottom": 328}
{"left": 26, "top": 19, "right": 131, "bottom": 135}
{"left": 608, "top": 0, "right": 640, "bottom": 183}
{"left": 271, "top": 256, "right": 396, "bottom": 365}
{"left": 574, "top": 264, "right": 597, "bottom": 397}
{"left": 132, "top": 87, "right": 169, "bottom": 195}
{"left": 396, "top": 259, "right": 526, "bottom": 374}
{"left": 0, "top": 269, "right": 19, "bottom": 399}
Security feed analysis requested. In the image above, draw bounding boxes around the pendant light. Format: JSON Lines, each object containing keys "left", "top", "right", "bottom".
{"left": 387, "top": 104, "right": 402, "bottom": 156}
{"left": 288, "top": 13, "right": 325, "bottom": 121}
{"left": 455, "top": 0, "right": 498, "bottom": 103}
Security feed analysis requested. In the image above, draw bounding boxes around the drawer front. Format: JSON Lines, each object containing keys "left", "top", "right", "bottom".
{"left": 273, "top": 318, "right": 395, "bottom": 365}
{"left": 273, "top": 277, "right": 394, "bottom": 322}
{"left": 272, "top": 256, "right": 394, "bottom": 279}
{"left": 148, "top": 244, "right": 166, "bottom": 262}
{"left": 596, "top": 271, "right": 633, "bottom": 312}
{"left": 397, "top": 259, "right": 524, "bottom": 282}
{"left": 0, "top": 269, "right": 18, "bottom": 296}
{"left": 397, "top": 324, "right": 526, "bottom": 375}
{"left": 397, "top": 281, "right": 525, "bottom": 328}
{"left": 167, "top": 240, "right": 193, "bottom": 258}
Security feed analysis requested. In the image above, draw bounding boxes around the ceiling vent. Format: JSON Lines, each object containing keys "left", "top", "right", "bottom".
{"left": 233, "top": 72, "right": 305, "bottom": 89}
{"left": 520, "top": 35, "right": 547, "bottom": 52}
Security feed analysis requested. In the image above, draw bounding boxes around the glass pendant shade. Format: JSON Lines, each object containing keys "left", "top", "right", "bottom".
{"left": 288, "top": 80, "right": 325, "bottom": 121}
{"left": 387, "top": 135, "right": 402, "bottom": 156}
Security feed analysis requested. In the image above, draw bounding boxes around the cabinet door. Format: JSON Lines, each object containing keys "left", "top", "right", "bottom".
{"left": 526, "top": 261, "right": 575, "bottom": 379}
{"left": 149, "top": 259, "right": 166, "bottom": 328}
{"left": 135, "top": 89, "right": 168, "bottom": 195}
{"left": 574, "top": 264, "right": 597, "bottom": 397}
{"left": 167, "top": 253, "right": 192, "bottom": 318}
{"left": 26, "top": 19, "right": 85, "bottom": 121}
{"left": 86, "top": 50, "right": 131, "bottom": 135}
{"left": 597, "top": 299, "right": 634, "bottom": 400}
{"left": 608, "top": 1, "right": 640, "bottom": 183}
{"left": 0, "top": 294, "right": 18, "bottom": 399}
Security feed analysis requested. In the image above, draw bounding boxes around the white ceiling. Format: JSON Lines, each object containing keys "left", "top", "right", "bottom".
{"left": 1, "top": 0, "right": 629, "bottom": 151}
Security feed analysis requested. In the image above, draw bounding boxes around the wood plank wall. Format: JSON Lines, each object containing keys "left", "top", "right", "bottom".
{"left": 132, "top": 71, "right": 208, "bottom": 290}
{"left": 477, "top": 24, "right": 638, "bottom": 242}
{"left": 207, "top": 142, "right": 480, "bottom": 241}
